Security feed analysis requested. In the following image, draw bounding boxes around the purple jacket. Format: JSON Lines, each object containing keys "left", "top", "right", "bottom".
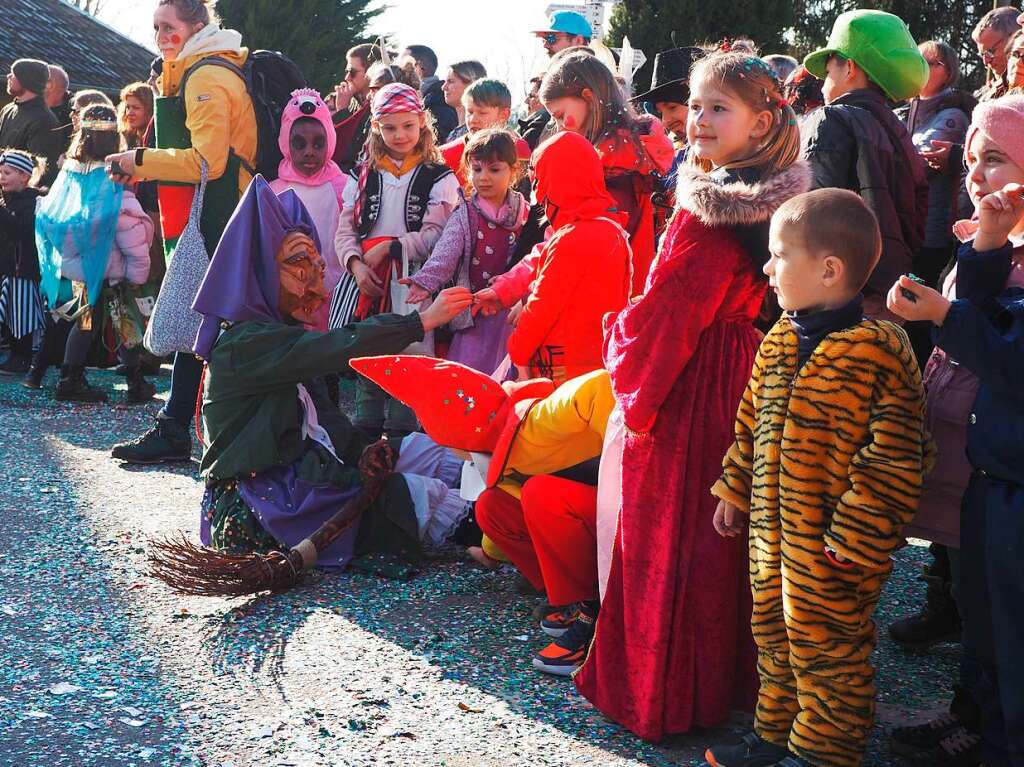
{"left": 412, "top": 190, "right": 527, "bottom": 331}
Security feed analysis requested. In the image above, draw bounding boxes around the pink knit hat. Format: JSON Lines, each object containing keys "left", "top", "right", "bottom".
{"left": 966, "top": 96, "right": 1024, "bottom": 171}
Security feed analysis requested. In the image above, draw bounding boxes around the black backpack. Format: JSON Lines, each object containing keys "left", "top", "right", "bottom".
{"left": 180, "top": 50, "right": 306, "bottom": 181}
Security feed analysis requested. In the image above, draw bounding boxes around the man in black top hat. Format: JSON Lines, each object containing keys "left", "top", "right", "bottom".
{"left": 632, "top": 47, "right": 705, "bottom": 209}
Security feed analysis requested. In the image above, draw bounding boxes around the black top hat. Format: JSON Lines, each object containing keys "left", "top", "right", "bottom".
{"left": 632, "top": 47, "right": 706, "bottom": 104}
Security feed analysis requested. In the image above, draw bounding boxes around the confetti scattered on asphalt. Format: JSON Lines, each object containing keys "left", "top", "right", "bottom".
{"left": 0, "top": 369, "right": 957, "bottom": 765}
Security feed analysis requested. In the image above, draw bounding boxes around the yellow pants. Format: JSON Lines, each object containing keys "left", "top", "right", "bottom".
{"left": 751, "top": 515, "right": 891, "bottom": 767}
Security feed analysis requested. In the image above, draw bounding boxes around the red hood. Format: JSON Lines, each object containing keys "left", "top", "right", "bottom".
{"left": 533, "top": 131, "right": 619, "bottom": 229}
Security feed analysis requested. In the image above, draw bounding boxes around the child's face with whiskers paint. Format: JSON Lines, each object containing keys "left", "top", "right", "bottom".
{"left": 374, "top": 112, "right": 425, "bottom": 159}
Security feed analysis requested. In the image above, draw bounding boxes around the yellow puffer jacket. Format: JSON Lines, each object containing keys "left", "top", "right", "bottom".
{"left": 141, "top": 25, "right": 257, "bottom": 195}
{"left": 497, "top": 369, "right": 615, "bottom": 499}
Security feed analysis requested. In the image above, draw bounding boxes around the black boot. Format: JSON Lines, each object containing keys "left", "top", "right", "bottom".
{"left": 110, "top": 413, "right": 191, "bottom": 464}
{"left": 888, "top": 570, "right": 961, "bottom": 650}
{"left": 21, "top": 349, "right": 49, "bottom": 389}
{"left": 0, "top": 353, "right": 31, "bottom": 376}
{"left": 124, "top": 367, "right": 156, "bottom": 404}
{"left": 55, "top": 365, "right": 108, "bottom": 403}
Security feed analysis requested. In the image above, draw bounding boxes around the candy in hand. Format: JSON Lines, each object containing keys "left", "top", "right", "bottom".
{"left": 900, "top": 273, "right": 925, "bottom": 303}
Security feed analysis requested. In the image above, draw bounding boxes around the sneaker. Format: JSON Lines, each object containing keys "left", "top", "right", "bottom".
{"left": 890, "top": 712, "right": 964, "bottom": 760}
{"left": 532, "top": 601, "right": 597, "bottom": 677}
{"left": 888, "top": 572, "right": 961, "bottom": 650}
{"left": 540, "top": 604, "right": 578, "bottom": 638}
{"left": 931, "top": 726, "right": 983, "bottom": 767}
{"left": 0, "top": 354, "right": 30, "bottom": 376}
{"left": 110, "top": 414, "right": 191, "bottom": 464}
{"left": 701, "top": 732, "right": 791, "bottom": 767}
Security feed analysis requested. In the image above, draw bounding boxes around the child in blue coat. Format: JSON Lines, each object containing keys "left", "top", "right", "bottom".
{"left": 888, "top": 96, "right": 1024, "bottom": 767}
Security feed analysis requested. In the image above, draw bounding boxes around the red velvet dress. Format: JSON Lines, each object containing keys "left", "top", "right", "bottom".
{"left": 574, "top": 207, "right": 764, "bottom": 741}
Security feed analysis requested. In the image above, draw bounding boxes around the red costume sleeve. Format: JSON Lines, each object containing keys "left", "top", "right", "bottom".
{"left": 603, "top": 218, "right": 741, "bottom": 433}
{"left": 507, "top": 230, "right": 588, "bottom": 366}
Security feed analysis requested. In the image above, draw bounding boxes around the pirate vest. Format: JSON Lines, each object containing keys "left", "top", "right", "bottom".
{"left": 355, "top": 163, "right": 453, "bottom": 240}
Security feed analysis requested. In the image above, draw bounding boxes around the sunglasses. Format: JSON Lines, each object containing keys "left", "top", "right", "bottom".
{"left": 542, "top": 33, "right": 563, "bottom": 45}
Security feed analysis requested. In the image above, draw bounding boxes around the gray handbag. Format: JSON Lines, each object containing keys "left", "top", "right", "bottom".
{"left": 144, "top": 161, "right": 209, "bottom": 356}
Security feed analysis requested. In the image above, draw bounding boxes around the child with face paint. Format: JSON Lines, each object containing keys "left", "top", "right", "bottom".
{"left": 333, "top": 83, "right": 461, "bottom": 441}
{"left": 270, "top": 89, "right": 347, "bottom": 331}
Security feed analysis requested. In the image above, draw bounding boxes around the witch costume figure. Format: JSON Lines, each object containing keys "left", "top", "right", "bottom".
{"left": 171, "top": 177, "right": 473, "bottom": 585}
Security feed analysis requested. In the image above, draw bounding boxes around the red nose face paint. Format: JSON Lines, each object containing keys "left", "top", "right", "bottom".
{"left": 170, "top": 34, "right": 182, "bottom": 45}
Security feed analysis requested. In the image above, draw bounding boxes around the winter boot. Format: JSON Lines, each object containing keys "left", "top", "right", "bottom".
{"left": 124, "top": 367, "right": 156, "bottom": 404}
{"left": 21, "top": 349, "right": 49, "bottom": 389}
{"left": 55, "top": 365, "right": 108, "bottom": 403}
{"left": 0, "top": 353, "right": 30, "bottom": 376}
{"left": 888, "top": 571, "right": 961, "bottom": 649}
{"left": 110, "top": 412, "right": 191, "bottom": 464}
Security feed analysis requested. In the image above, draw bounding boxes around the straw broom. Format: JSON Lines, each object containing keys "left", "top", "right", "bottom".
{"left": 148, "top": 441, "right": 398, "bottom": 597}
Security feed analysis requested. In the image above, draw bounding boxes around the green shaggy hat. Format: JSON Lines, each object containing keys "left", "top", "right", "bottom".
{"left": 804, "top": 9, "right": 928, "bottom": 102}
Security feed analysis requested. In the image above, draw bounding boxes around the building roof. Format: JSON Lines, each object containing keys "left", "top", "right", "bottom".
{"left": 0, "top": 0, "right": 155, "bottom": 96}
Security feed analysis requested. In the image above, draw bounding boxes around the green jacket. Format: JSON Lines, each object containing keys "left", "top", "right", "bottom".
{"left": 201, "top": 313, "right": 424, "bottom": 481}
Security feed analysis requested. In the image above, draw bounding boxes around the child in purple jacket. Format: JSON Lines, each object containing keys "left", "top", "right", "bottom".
{"left": 402, "top": 129, "right": 527, "bottom": 374}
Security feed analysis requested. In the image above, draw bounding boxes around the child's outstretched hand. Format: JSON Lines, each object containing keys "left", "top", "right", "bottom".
{"left": 472, "top": 287, "right": 504, "bottom": 316}
{"left": 886, "top": 275, "right": 951, "bottom": 325}
{"left": 420, "top": 287, "right": 473, "bottom": 331}
{"left": 975, "top": 182, "right": 1024, "bottom": 252}
{"left": 397, "top": 278, "right": 430, "bottom": 305}
{"left": 712, "top": 500, "right": 746, "bottom": 538}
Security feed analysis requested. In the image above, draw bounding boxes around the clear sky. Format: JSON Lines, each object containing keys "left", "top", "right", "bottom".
{"left": 93, "top": 0, "right": 612, "bottom": 100}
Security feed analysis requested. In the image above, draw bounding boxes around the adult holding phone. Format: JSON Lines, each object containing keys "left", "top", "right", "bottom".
{"left": 103, "top": 0, "right": 257, "bottom": 465}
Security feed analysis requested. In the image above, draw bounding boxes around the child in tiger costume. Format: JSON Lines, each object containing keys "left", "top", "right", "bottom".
{"left": 702, "top": 189, "right": 933, "bottom": 767}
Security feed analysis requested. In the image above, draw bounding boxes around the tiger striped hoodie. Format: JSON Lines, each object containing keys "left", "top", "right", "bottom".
{"left": 712, "top": 316, "right": 935, "bottom": 569}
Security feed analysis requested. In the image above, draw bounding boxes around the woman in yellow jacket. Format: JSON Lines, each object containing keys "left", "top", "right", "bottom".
{"left": 106, "top": 0, "right": 257, "bottom": 466}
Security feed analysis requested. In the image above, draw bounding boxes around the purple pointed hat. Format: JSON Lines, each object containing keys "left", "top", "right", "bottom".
{"left": 192, "top": 176, "right": 321, "bottom": 359}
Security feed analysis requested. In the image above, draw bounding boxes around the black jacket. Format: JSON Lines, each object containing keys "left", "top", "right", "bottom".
{"left": 422, "top": 78, "right": 458, "bottom": 143}
{"left": 50, "top": 94, "right": 74, "bottom": 155}
{"left": 801, "top": 88, "right": 928, "bottom": 296}
{"left": 0, "top": 188, "right": 42, "bottom": 280}
{"left": 0, "top": 97, "right": 61, "bottom": 187}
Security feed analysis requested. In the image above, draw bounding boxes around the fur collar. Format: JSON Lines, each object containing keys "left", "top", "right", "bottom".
{"left": 676, "top": 160, "right": 812, "bottom": 228}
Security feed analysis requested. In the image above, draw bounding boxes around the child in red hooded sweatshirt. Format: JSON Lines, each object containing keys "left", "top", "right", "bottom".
{"left": 496, "top": 131, "right": 631, "bottom": 384}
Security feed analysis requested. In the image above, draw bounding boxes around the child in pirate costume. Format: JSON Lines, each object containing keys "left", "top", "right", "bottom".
{"left": 334, "top": 83, "right": 460, "bottom": 441}
{"left": 703, "top": 189, "right": 932, "bottom": 767}
{"left": 351, "top": 355, "right": 615, "bottom": 676}
{"left": 192, "top": 177, "right": 473, "bottom": 571}
{"left": 0, "top": 150, "right": 45, "bottom": 378}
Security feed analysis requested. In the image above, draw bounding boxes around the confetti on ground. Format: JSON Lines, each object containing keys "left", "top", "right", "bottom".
{"left": 0, "top": 369, "right": 957, "bottom": 766}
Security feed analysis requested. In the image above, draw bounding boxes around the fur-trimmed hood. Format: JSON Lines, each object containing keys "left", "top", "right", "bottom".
{"left": 675, "top": 160, "right": 812, "bottom": 228}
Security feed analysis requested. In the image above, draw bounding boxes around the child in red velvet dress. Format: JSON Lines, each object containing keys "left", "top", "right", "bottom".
{"left": 574, "top": 50, "right": 811, "bottom": 742}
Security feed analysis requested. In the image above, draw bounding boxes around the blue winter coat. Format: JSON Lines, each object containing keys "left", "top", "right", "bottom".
{"left": 933, "top": 241, "right": 1024, "bottom": 485}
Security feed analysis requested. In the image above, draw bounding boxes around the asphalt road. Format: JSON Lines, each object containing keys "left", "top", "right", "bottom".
{"left": 0, "top": 368, "right": 957, "bottom": 767}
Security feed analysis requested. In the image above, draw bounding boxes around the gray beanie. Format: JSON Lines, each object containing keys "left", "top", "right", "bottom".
{"left": 12, "top": 59, "right": 50, "bottom": 96}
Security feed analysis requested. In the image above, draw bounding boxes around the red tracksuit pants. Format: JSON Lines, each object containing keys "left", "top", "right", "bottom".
{"left": 476, "top": 476, "right": 598, "bottom": 605}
